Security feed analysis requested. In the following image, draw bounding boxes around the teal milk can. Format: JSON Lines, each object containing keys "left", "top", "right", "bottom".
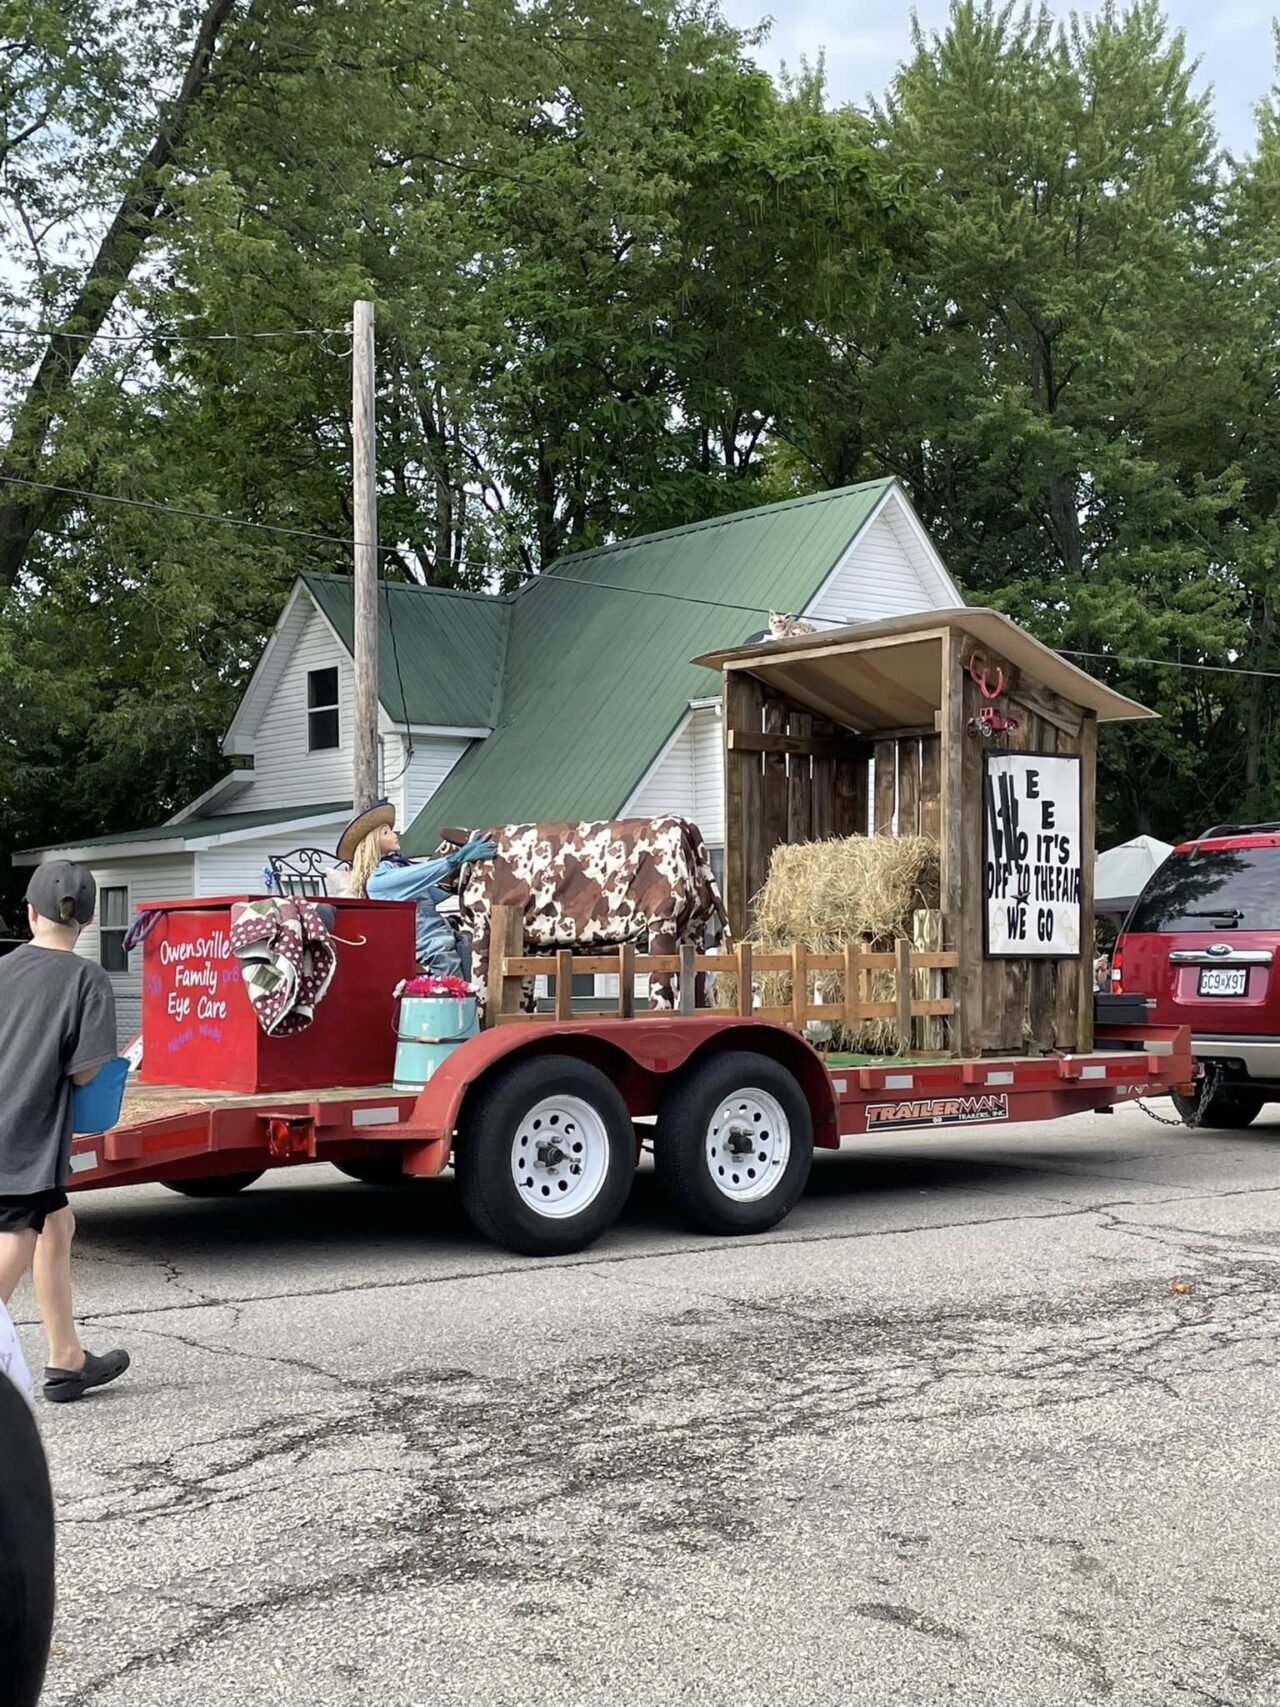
{"left": 394, "top": 992, "right": 479, "bottom": 1090}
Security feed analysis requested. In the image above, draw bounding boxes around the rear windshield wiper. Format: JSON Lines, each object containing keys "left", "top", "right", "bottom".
{"left": 1184, "top": 907, "right": 1244, "bottom": 920}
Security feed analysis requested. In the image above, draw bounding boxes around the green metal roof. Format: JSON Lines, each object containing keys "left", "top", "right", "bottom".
{"left": 18, "top": 801, "right": 351, "bottom": 857}
{"left": 402, "top": 479, "right": 895, "bottom": 852}
{"left": 304, "top": 573, "right": 508, "bottom": 728}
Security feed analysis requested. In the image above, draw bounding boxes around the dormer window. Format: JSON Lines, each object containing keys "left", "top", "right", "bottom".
{"left": 307, "top": 667, "right": 339, "bottom": 751}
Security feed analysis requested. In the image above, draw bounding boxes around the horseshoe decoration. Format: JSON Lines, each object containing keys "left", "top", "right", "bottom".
{"left": 968, "top": 651, "right": 1005, "bottom": 701}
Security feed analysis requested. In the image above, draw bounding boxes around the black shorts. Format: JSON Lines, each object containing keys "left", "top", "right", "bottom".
{"left": 0, "top": 1191, "right": 68, "bottom": 1234}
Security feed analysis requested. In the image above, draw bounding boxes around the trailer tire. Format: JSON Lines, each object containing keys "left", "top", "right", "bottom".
{"left": 455, "top": 1055, "right": 635, "bottom": 1256}
{"left": 1172, "top": 1087, "right": 1264, "bottom": 1129}
{"left": 334, "top": 1158, "right": 406, "bottom": 1186}
{"left": 162, "top": 1170, "right": 264, "bottom": 1198}
{"left": 655, "top": 1051, "right": 813, "bottom": 1235}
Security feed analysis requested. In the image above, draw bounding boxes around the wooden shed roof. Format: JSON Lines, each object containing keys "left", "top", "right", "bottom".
{"left": 694, "top": 607, "right": 1154, "bottom": 731}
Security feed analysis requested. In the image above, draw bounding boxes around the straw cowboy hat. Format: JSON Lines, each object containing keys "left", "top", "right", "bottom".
{"left": 336, "top": 800, "right": 396, "bottom": 867}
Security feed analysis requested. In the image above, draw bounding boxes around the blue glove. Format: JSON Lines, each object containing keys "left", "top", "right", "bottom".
{"left": 448, "top": 838, "right": 499, "bottom": 869}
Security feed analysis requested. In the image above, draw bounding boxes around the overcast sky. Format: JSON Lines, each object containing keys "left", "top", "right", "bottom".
{"left": 718, "top": 2, "right": 1278, "bottom": 156}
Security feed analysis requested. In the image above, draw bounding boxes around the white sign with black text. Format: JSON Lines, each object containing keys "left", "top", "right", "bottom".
{"left": 983, "top": 752, "right": 1082, "bottom": 958}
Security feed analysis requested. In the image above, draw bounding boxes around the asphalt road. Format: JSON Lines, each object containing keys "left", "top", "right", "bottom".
{"left": 11, "top": 1103, "right": 1280, "bottom": 1707}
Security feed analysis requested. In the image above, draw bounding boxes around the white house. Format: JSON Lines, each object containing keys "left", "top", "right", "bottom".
{"left": 16, "top": 477, "right": 963, "bottom": 1038}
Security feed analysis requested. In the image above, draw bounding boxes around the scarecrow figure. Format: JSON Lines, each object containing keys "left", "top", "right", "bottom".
{"left": 338, "top": 802, "right": 497, "bottom": 979}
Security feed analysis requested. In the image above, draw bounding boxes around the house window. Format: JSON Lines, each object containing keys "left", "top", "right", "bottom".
{"left": 307, "top": 667, "right": 340, "bottom": 751}
{"left": 100, "top": 887, "right": 129, "bottom": 972}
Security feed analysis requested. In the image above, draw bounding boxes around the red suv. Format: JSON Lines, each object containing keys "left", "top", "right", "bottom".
{"left": 1113, "top": 824, "right": 1280, "bottom": 1128}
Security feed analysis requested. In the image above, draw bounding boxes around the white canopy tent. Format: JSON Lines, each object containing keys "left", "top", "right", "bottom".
{"left": 1095, "top": 834, "right": 1175, "bottom": 917}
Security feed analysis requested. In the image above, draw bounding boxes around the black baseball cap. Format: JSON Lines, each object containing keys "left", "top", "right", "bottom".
{"left": 26, "top": 861, "right": 97, "bottom": 928}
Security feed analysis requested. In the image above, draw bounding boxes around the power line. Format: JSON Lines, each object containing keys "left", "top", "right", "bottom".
{"left": 0, "top": 324, "right": 347, "bottom": 344}
{"left": 2, "top": 471, "right": 1277, "bottom": 682}
{"left": 1060, "top": 648, "right": 1280, "bottom": 682}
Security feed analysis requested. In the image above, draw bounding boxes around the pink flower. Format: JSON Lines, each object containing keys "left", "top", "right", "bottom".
{"left": 403, "top": 974, "right": 472, "bottom": 998}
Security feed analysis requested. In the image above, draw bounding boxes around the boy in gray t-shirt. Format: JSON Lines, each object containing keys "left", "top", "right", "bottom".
{"left": 0, "top": 862, "right": 129, "bottom": 1402}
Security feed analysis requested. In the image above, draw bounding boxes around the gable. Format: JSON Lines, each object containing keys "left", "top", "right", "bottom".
{"left": 224, "top": 600, "right": 357, "bottom": 811}
{"left": 805, "top": 486, "right": 963, "bottom": 626}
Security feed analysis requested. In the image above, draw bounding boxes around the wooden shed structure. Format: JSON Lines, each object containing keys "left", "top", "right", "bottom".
{"left": 695, "top": 608, "right": 1154, "bottom": 1058}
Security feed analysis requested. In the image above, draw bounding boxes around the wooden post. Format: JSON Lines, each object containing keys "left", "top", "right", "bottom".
{"left": 484, "top": 903, "right": 526, "bottom": 1024}
{"left": 736, "top": 943, "right": 753, "bottom": 1016}
{"left": 939, "top": 629, "right": 974, "bottom": 1054}
{"left": 1076, "top": 712, "right": 1099, "bottom": 1052}
{"left": 843, "top": 943, "right": 862, "bottom": 1037}
{"left": 679, "top": 943, "right": 697, "bottom": 1016}
{"left": 873, "top": 741, "right": 896, "bottom": 833}
{"left": 895, "top": 937, "right": 913, "bottom": 1054}
{"left": 555, "top": 949, "right": 574, "bottom": 1021}
{"left": 617, "top": 942, "right": 636, "bottom": 1019}
{"left": 912, "top": 909, "right": 946, "bottom": 1052}
{"left": 351, "top": 298, "right": 379, "bottom": 812}
{"left": 897, "top": 738, "right": 920, "bottom": 836}
{"left": 919, "top": 734, "right": 941, "bottom": 841}
{"left": 791, "top": 942, "right": 808, "bottom": 1032}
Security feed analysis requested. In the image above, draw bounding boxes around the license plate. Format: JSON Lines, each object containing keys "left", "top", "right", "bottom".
{"left": 1198, "top": 967, "right": 1247, "bottom": 997}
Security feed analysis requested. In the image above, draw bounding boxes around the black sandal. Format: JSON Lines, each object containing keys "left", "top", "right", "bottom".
{"left": 43, "top": 1348, "right": 130, "bottom": 1404}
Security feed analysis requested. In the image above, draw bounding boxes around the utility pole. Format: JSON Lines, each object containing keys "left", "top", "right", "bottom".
{"left": 352, "top": 298, "right": 380, "bottom": 811}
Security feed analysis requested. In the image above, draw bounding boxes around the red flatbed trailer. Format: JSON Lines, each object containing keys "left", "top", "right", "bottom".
{"left": 68, "top": 1014, "right": 1193, "bottom": 1256}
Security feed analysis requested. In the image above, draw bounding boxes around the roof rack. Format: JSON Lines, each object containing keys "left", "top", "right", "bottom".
{"left": 1198, "top": 822, "right": 1280, "bottom": 839}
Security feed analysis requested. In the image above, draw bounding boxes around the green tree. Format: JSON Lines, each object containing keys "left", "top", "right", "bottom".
{"left": 781, "top": 1, "right": 1257, "bottom": 840}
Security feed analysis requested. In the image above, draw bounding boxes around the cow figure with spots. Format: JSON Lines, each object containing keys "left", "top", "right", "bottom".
{"left": 437, "top": 816, "right": 728, "bottom": 1014}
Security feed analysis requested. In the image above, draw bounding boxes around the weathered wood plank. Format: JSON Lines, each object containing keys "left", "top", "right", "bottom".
{"left": 791, "top": 943, "right": 808, "bottom": 1032}
{"left": 761, "top": 699, "right": 790, "bottom": 880}
{"left": 1075, "top": 712, "right": 1099, "bottom": 1053}
{"left": 940, "top": 631, "right": 974, "bottom": 1053}
{"left": 920, "top": 733, "right": 941, "bottom": 841}
{"left": 486, "top": 904, "right": 527, "bottom": 1026}
{"left": 617, "top": 942, "right": 636, "bottom": 1019}
{"left": 555, "top": 949, "right": 574, "bottom": 1021}
{"left": 729, "top": 729, "right": 864, "bottom": 760}
{"left": 786, "top": 711, "right": 814, "bottom": 844}
{"left": 912, "top": 909, "right": 946, "bottom": 1051}
{"left": 811, "top": 718, "right": 836, "bottom": 840}
{"left": 679, "top": 943, "right": 697, "bottom": 1017}
{"left": 897, "top": 737, "right": 920, "bottom": 836}
{"left": 873, "top": 741, "right": 896, "bottom": 834}
{"left": 736, "top": 943, "right": 753, "bottom": 1017}
{"left": 895, "top": 937, "right": 913, "bottom": 1052}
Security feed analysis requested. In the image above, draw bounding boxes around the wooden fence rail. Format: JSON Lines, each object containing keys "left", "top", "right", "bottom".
{"left": 483, "top": 905, "right": 959, "bottom": 1052}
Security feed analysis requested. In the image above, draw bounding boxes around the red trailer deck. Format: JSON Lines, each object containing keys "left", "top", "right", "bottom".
{"left": 68, "top": 1014, "right": 1193, "bottom": 1255}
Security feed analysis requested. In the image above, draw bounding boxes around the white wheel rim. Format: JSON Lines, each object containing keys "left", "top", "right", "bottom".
{"left": 510, "top": 1095, "right": 611, "bottom": 1219}
{"left": 705, "top": 1088, "right": 791, "bottom": 1203}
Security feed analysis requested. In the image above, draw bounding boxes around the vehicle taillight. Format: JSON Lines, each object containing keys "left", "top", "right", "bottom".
{"left": 1111, "top": 937, "right": 1125, "bottom": 994}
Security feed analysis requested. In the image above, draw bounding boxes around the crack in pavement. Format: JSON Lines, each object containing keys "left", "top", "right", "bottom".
{"left": 27, "top": 1181, "right": 1279, "bottom": 1331}
{"left": 47, "top": 1227, "right": 1280, "bottom": 1704}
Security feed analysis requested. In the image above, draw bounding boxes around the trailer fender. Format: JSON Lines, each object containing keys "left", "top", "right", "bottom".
{"left": 405, "top": 1017, "right": 840, "bottom": 1152}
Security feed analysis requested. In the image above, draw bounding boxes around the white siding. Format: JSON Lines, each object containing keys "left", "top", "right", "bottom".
{"left": 382, "top": 734, "right": 473, "bottom": 830}
{"left": 623, "top": 704, "right": 723, "bottom": 845}
{"left": 77, "top": 853, "right": 195, "bottom": 1044}
{"left": 690, "top": 707, "right": 724, "bottom": 846}
{"left": 227, "top": 601, "right": 354, "bottom": 812}
{"left": 193, "top": 820, "right": 348, "bottom": 899}
{"left": 805, "top": 493, "right": 962, "bottom": 627}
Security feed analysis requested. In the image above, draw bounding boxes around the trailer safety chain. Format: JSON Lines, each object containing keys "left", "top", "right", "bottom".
{"left": 1135, "top": 1063, "right": 1219, "bottom": 1130}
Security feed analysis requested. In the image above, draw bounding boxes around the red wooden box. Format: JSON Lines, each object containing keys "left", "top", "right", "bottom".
{"left": 138, "top": 896, "right": 417, "bottom": 1093}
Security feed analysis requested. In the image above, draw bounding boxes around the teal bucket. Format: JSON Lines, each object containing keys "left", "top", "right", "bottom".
{"left": 394, "top": 994, "right": 479, "bottom": 1090}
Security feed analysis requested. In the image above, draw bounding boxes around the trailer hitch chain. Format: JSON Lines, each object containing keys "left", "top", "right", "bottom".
{"left": 1136, "top": 1062, "right": 1219, "bottom": 1129}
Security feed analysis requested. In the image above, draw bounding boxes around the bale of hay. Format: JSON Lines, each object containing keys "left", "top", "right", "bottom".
{"left": 719, "top": 834, "right": 943, "bottom": 1053}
